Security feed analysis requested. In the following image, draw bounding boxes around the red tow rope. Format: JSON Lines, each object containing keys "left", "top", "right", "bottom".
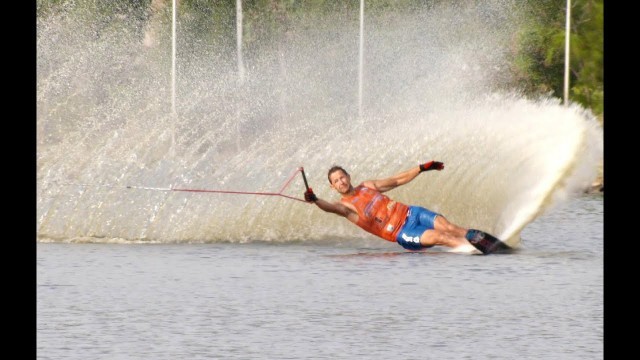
{"left": 170, "top": 166, "right": 308, "bottom": 202}
{"left": 57, "top": 167, "right": 311, "bottom": 203}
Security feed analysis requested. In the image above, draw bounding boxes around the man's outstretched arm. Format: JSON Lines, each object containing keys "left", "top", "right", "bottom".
{"left": 304, "top": 188, "right": 354, "bottom": 219}
{"left": 364, "top": 161, "right": 444, "bottom": 193}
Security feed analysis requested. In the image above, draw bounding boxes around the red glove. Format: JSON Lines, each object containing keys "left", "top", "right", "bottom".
{"left": 304, "top": 188, "right": 318, "bottom": 202}
{"left": 419, "top": 161, "right": 444, "bottom": 172}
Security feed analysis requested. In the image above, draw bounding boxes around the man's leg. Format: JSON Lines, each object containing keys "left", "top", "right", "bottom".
{"left": 419, "top": 228, "right": 472, "bottom": 249}
{"left": 408, "top": 208, "right": 472, "bottom": 249}
{"left": 433, "top": 215, "right": 468, "bottom": 237}
{"left": 418, "top": 212, "right": 508, "bottom": 254}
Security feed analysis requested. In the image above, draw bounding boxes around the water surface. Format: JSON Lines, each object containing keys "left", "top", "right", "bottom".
{"left": 37, "top": 193, "right": 603, "bottom": 360}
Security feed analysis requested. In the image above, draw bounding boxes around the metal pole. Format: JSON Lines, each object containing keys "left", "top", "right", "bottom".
{"left": 236, "top": 0, "right": 244, "bottom": 152}
{"left": 171, "top": 0, "right": 177, "bottom": 156}
{"left": 172, "top": 0, "right": 176, "bottom": 114}
{"left": 563, "top": 0, "right": 571, "bottom": 106}
{"left": 237, "top": 0, "right": 245, "bottom": 84}
{"left": 359, "top": 0, "right": 364, "bottom": 121}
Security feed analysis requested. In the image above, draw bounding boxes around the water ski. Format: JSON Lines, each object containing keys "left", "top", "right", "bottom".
{"left": 465, "top": 229, "right": 510, "bottom": 254}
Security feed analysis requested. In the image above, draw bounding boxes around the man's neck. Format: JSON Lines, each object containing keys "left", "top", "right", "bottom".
{"left": 343, "top": 185, "right": 356, "bottom": 196}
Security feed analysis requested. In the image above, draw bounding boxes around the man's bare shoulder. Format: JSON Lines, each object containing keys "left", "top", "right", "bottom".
{"left": 356, "top": 180, "right": 376, "bottom": 189}
{"left": 359, "top": 180, "right": 378, "bottom": 191}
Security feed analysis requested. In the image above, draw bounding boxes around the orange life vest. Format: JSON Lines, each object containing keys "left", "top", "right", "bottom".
{"left": 341, "top": 185, "right": 410, "bottom": 242}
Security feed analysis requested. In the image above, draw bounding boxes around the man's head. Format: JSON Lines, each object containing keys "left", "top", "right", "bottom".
{"left": 327, "top": 165, "right": 352, "bottom": 194}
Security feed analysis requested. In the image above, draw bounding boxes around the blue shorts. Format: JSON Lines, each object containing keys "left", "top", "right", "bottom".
{"left": 395, "top": 206, "right": 440, "bottom": 250}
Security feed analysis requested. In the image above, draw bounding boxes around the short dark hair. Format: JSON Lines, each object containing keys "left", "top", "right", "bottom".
{"left": 327, "top": 165, "right": 349, "bottom": 183}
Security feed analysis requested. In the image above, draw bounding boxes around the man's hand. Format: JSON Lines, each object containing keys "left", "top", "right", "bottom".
{"left": 304, "top": 188, "right": 318, "bottom": 203}
{"left": 419, "top": 161, "right": 444, "bottom": 172}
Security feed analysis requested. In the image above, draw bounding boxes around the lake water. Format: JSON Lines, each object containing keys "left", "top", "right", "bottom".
{"left": 37, "top": 192, "right": 603, "bottom": 360}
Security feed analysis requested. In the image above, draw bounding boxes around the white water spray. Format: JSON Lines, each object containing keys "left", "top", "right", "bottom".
{"left": 36, "top": 1, "right": 602, "bottom": 246}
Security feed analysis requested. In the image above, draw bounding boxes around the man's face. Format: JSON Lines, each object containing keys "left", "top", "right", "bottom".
{"left": 329, "top": 170, "right": 351, "bottom": 194}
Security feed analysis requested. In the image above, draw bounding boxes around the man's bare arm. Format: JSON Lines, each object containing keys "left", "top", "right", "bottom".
{"left": 363, "top": 161, "right": 444, "bottom": 193}
{"left": 314, "top": 199, "right": 352, "bottom": 218}
{"left": 363, "top": 166, "right": 421, "bottom": 193}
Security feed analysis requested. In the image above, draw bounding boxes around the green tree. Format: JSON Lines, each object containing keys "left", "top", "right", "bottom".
{"left": 511, "top": 0, "right": 603, "bottom": 121}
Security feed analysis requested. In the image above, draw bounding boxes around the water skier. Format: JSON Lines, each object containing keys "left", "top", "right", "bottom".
{"left": 303, "top": 161, "right": 506, "bottom": 254}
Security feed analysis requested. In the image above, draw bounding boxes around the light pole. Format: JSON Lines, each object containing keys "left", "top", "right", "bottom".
{"left": 563, "top": 0, "right": 571, "bottom": 106}
{"left": 237, "top": 0, "right": 245, "bottom": 84}
{"left": 359, "top": 0, "right": 364, "bottom": 120}
{"left": 170, "top": 0, "right": 177, "bottom": 156}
